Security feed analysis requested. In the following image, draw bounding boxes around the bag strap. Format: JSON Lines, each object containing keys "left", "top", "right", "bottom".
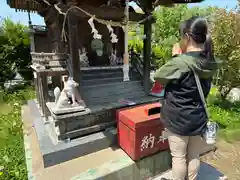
{"left": 192, "top": 69, "right": 209, "bottom": 118}
{"left": 182, "top": 57, "right": 209, "bottom": 119}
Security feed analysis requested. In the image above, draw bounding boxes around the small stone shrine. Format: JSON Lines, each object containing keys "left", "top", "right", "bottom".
{"left": 7, "top": 0, "right": 206, "bottom": 168}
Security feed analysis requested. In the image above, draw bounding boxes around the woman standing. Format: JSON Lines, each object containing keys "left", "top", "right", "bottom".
{"left": 154, "top": 16, "right": 219, "bottom": 180}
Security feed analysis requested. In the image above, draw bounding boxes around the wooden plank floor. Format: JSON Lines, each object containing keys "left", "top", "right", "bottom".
{"left": 80, "top": 67, "right": 147, "bottom": 106}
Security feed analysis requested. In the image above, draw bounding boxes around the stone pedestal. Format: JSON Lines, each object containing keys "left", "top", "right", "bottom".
{"left": 27, "top": 100, "right": 117, "bottom": 167}
{"left": 46, "top": 102, "right": 116, "bottom": 141}
{"left": 46, "top": 102, "right": 87, "bottom": 115}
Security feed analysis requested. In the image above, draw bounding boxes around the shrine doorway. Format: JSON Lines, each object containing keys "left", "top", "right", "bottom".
{"left": 77, "top": 19, "right": 124, "bottom": 67}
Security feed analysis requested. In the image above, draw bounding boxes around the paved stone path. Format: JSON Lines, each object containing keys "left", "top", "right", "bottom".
{"left": 153, "top": 162, "right": 226, "bottom": 180}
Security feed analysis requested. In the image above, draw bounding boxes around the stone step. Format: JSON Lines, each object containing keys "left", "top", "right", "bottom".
{"left": 152, "top": 162, "right": 225, "bottom": 180}
{"left": 70, "top": 150, "right": 171, "bottom": 180}
{"left": 81, "top": 66, "right": 123, "bottom": 74}
{"left": 81, "top": 85, "right": 144, "bottom": 99}
{"left": 81, "top": 80, "right": 142, "bottom": 91}
{"left": 82, "top": 91, "right": 146, "bottom": 106}
{"left": 82, "top": 89, "right": 146, "bottom": 101}
{"left": 81, "top": 77, "right": 124, "bottom": 86}
{"left": 80, "top": 80, "right": 144, "bottom": 105}
{"left": 81, "top": 69, "right": 141, "bottom": 80}
{"left": 81, "top": 71, "right": 123, "bottom": 80}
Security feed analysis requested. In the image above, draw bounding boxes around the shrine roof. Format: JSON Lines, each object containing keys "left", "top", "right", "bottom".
{"left": 6, "top": 0, "right": 47, "bottom": 12}
{"left": 6, "top": 0, "right": 206, "bottom": 13}
{"left": 6, "top": 0, "right": 123, "bottom": 12}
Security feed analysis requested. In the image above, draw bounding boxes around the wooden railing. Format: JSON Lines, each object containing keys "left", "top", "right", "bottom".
{"left": 30, "top": 52, "right": 69, "bottom": 121}
{"left": 130, "top": 51, "right": 144, "bottom": 76}
{"left": 130, "top": 50, "right": 156, "bottom": 78}
{"left": 31, "top": 52, "right": 68, "bottom": 70}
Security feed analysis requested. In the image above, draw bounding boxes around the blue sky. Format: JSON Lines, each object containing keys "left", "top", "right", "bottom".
{"left": 189, "top": 0, "right": 237, "bottom": 8}
{"left": 0, "top": 0, "right": 238, "bottom": 26}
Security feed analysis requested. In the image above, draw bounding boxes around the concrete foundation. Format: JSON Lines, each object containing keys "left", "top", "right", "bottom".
{"left": 28, "top": 100, "right": 117, "bottom": 167}
{"left": 46, "top": 101, "right": 116, "bottom": 141}
{"left": 71, "top": 151, "right": 171, "bottom": 180}
{"left": 22, "top": 104, "right": 172, "bottom": 180}
{"left": 153, "top": 162, "right": 225, "bottom": 180}
{"left": 23, "top": 101, "right": 216, "bottom": 180}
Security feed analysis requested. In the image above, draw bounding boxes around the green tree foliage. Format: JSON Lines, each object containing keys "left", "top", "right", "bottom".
{"left": 0, "top": 18, "right": 31, "bottom": 86}
{"left": 128, "top": 30, "right": 144, "bottom": 53}
{"left": 129, "top": 5, "right": 216, "bottom": 67}
{"left": 211, "top": 8, "right": 240, "bottom": 100}
{"left": 153, "top": 5, "right": 187, "bottom": 43}
{"left": 152, "top": 5, "right": 216, "bottom": 67}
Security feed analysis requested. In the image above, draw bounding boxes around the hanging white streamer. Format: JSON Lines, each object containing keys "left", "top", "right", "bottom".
{"left": 128, "top": 1, "right": 144, "bottom": 14}
{"left": 122, "top": 26, "right": 126, "bottom": 33}
{"left": 42, "top": 0, "right": 51, "bottom": 6}
{"left": 88, "top": 16, "right": 102, "bottom": 39}
{"left": 107, "top": 25, "right": 118, "bottom": 43}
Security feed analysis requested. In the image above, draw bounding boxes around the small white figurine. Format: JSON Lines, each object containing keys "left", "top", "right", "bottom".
{"left": 56, "top": 75, "right": 83, "bottom": 108}
{"left": 79, "top": 47, "right": 89, "bottom": 67}
{"left": 53, "top": 86, "right": 61, "bottom": 103}
{"left": 109, "top": 49, "right": 118, "bottom": 66}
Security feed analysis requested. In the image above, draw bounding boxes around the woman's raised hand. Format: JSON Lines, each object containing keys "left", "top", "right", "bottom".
{"left": 172, "top": 43, "right": 182, "bottom": 57}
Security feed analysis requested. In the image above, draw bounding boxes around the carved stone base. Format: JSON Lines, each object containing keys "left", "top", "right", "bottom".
{"left": 26, "top": 100, "right": 117, "bottom": 167}
{"left": 46, "top": 101, "right": 117, "bottom": 140}
{"left": 46, "top": 102, "right": 87, "bottom": 115}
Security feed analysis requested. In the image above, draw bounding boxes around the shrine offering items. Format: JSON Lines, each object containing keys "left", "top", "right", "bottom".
{"left": 117, "top": 103, "right": 169, "bottom": 161}
{"left": 118, "top": 99, "right": 136, "bottom": 106}
{"left": 150, "top": 81, "right": 165, "bottom": 97}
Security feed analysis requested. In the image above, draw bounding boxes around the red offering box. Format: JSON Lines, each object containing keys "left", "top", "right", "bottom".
{"left": 117, "top": 102, "right": 169, "bottom": 161}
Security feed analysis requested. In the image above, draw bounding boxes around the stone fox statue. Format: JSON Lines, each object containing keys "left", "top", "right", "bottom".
{"left": 54, "top": 75, "right": 84, "bottom": 109}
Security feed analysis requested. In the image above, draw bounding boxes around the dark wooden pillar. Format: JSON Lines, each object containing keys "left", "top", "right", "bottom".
{"left": 44, "top": 7, "right": 65, "bottom": 88}
{"left": 143, "top": 12, "right": 153, "bottom": 94}
{"left": 67, "top": 13, "right": 80, "bottom": 83}
{"left": 41, "top": 74, "right": 49, "bottom": 120}
{"left": 38, "top": 72, "right": 44, "bottom": 109}
{"left": 50, "top": 17, "right": 65, "bottom": 53}
{"left": 51, "top": 17, "right": 65, "bottom": 88}
{"left": 116, "top": 27, "right": 124, "bottom": 58}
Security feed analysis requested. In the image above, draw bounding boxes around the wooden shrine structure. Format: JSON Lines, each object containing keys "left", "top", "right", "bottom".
{"left": 7, "top": 0, "right": 205, "bottom": 142}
